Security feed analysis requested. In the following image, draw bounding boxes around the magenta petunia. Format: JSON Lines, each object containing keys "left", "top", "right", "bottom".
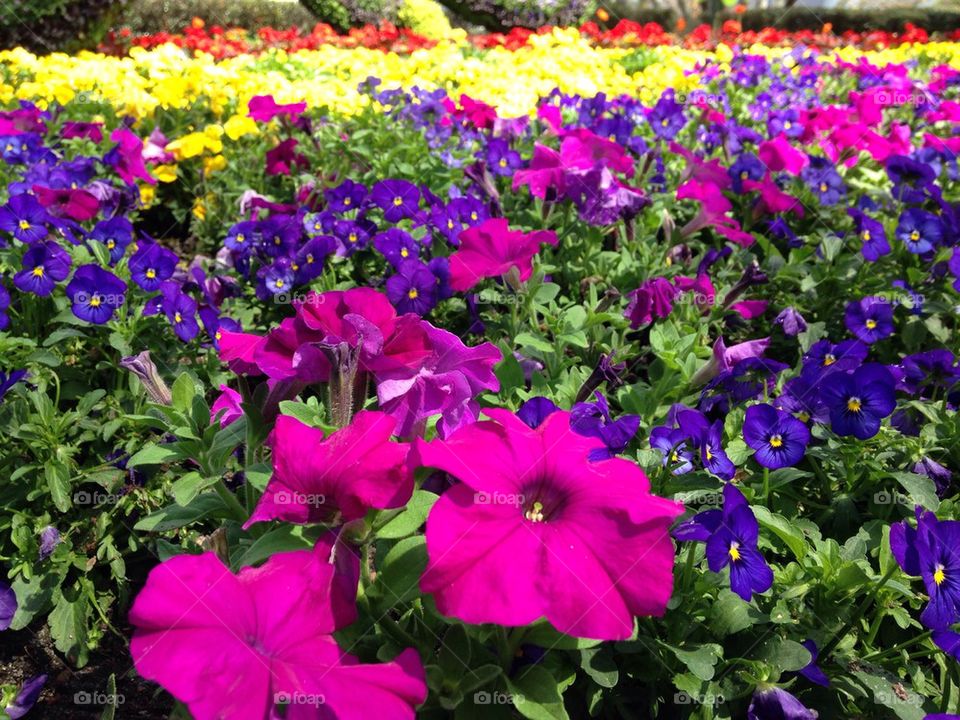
{"left": 373, "top": 319, "right": 501, "bottom": 438}
{"left": 248, "top": 94, "right": 307, "bottom": 122}
{"left": 416, "top": 409, "right": 683, "bottom": 640}
{"left": 130, "top": 537, "right": 426, "bottom": 720}
{"left": 448, "top": 218, "right": 557, "bottom": 291}
{"left": 210, "top": 385, "right": 243, "bottom": 427}
{"left": 245, "top": 411, "right": 414, "bottom": 527}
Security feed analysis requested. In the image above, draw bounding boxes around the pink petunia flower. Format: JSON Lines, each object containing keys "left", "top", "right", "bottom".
{"left": 416, "top": 409, "right": 683, "bottom": 640}
{"left": 210, "top": 385, "right": 243, "bottom": 427}
{"left": 373, "top": 319, "right": 501, "bottom": 438}
{"left": 130, "top": 537, "right": 427, "bottom": 720}
{"left": 248, "top": 94, "right": 307, "bottom": 123}
{"left": 729, "top": 300, "right": 769, "bottom": 319}
{"left": 448, "top": 218, "right": 557, "bottom": 291}
{"left": 108, "top": 128, "right": 156, "bottom": 186}
{"left": 757, "top": 135, "right": 809, "bottom": 176}
{"left": 245, "top": 411, "right": 414, "bottom": 527}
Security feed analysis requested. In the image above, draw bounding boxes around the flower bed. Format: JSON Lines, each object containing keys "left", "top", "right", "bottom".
{"left": 0, "top": 29, "right": 959, "bottom": 720}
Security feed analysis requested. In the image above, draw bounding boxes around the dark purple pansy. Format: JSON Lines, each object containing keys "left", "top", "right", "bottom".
{"left": 369, "top": 179, "right": 420, "bottom": 222}
{"left": 798, "top": 640, "right": 829, "bottom": 686}
{"left": 87, "top": 216, "right": 134, "bottom": 264}
{"left": 891, "top": 508, "right": 960, "bottom": 631}
{"left": 649, "top": 426, "right": 695, "bottom": 475}
{"left": 569, "top": 391, "right": 641, "bottom": 461}
{"left": 128, "top": 241, "right": 177, "bottom": 292}
{"left": 0, "top": 193, "right": 49, "bottom": 243}
{"left": 820, "top": 363, "right": 896, "bottom": 440}
{"left": 65, "top": 264, "right": 126, "bottom": 324}
{"left": 914, "top": 456, "right": 952, "bottom": 496}
{"left": 677, "top": 408, "right": 736, "bottom": 480}
{"left": 333, "top": 218, "right": 373, "bottom": 256}
{"left": 374, "top": 228, "right": 420, "bottom": 268}
{"left": 484, "top": 137, "right": 522, "bottom": 176}
{"left": 743, "top": 404, "right": 810, "bottom": 469}
{"left": 800, "top": 339, "right": 867, "bottom": 381}
{"left": 385, "top": 260, "right": 438, "bottom": 315}
{"left": 896, "top": 208, "right": 943, "bottom": 255}
{"left": 675, "top": 483, "right": 773, "bottom": 601}
{"left": 517, "top": 396, "right": 561, "bottom": 429}
{"left": 897, "top": 350, "right": 960, "bottom": 399}
{"left": 847, "top": 208, "right": 890, "bottom": 262}
{"left": 293, "top": 235, "right": 335, "bottom": 285}
{"left": 324, "top": 179, "right": 366, "bottom": 213}
{"left": 648, "top": 90, "right": 686, "bottom": 140}
{"left": 844, "top": 297, "right": 894, "bottom": 344}
{"left": 0, "top": 578, "right": 15, "bottom": 629}
{"left": 13, "top": 241, "right": 70, "bottom": 296}
{"left": 5, "top": 673, "right": 47, "bottom": 719}
{"left": 747, "top": 686, "right": 816, "bottom": 720}
{"left": 224, "top": 220, "right": 258, "bottom": 254}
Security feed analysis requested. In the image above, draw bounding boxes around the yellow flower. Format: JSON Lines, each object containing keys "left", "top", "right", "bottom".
{"left": 224, "top": 113, "right": 258, "bottom": 140}
{"left": 166, "top": 132, "right": 207, "bottom": 160}
{"left": 140, "top": 185, "right": 156, "bottom": 207}
{"left": 152, "top": 164, "right": 178, "bottom": 183}
{"left": 203, "top": 154, "right": 227, "bottom": 174}
{"left": 192, "top": 197, "right": 207, "bottom": 221}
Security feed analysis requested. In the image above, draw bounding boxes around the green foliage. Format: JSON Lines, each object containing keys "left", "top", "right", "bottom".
{"left": 121, "top": 0, "right": 315, "bottom": 33}
{"left": 432, "top": 0, "right": 596, "bottom": 31}
{"left": 0, "top": 0, "right": 129, "bottom": 52}
{"left": 299, "top": 0, "right": 400, "bottom": 30}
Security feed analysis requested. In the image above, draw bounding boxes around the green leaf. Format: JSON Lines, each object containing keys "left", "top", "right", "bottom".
{"left": 671, "top": 644, "right": 723, "bottom": 681}
{"left": 171, "top": 372, "right": 197, "bottom": 412}
{"left": 753, "top": 506, "right": 807, "bottom": 559}
{"left": 892, "top": 471, "right": 939, "bottom": 512}
{"left": 127, "top": 442, "right": 185, "bottom": 467}
{"left": 233, "top": 526, "right": 312, "bottom": 570}
{"left": 49, "top": 593, "right": 90, "bottom": 667}
{"left": 134, "top": 494, "right": 229, "bottom": 532}
{"left": 376, "top": 490, "right": 438, "bottom": 539}
{"left": 709, "top": 589, "right": 763, "bottom": 635}
{"left": 756, "top": 637, "right": 812, "bottom": 674}
{"left": 99, "top": 674, "right": 118, "bottom": 720}
{"left": 851, "top": 668, "right": 926, "bottom": 720}
{"left": 376, "top": 536, "right": 427, "bottom": 607}
{"left": 523, "top": 621, "right": 601, "bottom": 650}
{"left": 171, "top": 471, "right": 216, "bottom": 507}
{"left": 506, "top": 665, "right": 570, "bottom": 720}
{"left": 580, "top": 647, "right": 618, "bottom": 688}
{"left": 45, "top": 461, "right": 72, "bottom": 512}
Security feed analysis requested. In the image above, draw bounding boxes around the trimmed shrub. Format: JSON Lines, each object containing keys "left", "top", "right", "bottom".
{"left": 122, "top": 0, "right": 315, "bottom": 33}
{"left": 397, "top": 0, "right": 454, "bottom": 39}
{"left": 0, "top": 0, "right": 129, "bottom": 52}
{"left": 432, "top": 0, "right": 597, "bottom": 31}
{"left": 299, "top": 0, "right": 401, "bottom": 30}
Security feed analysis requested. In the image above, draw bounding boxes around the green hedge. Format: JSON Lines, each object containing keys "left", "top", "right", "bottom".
{"left": 728, "top": 7, "right": 960, "bottom": 34}
{"left": 432, "top": 0, "right": 597, "bottom": 31}
{"left": 0, "top": 0, "right": 128, "bottom": 52}
{"left": 122, "top": 0, "right": 315, "bottom": 33}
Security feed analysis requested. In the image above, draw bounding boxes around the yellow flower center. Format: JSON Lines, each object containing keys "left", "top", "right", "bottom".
{"left": 705, "top": 446, "right": 714, "bottom": 461}
{"left": 146, "top": 268, "right": 156, "bottom": 279}
{"left": 306, "top": 254, "right": 314, "bottom": 264}
{"left": 865, "top": 319, "right": 877, "bottom": 330}
{"left": 910, "top": 230, "right": 920, "bottom": 242}
{"left": 393, "top": 196, "right": 403, "bottom": 206}
{"left": 524, "top": 501, "right": 545, "bottom": 523}
{"left": 18, "top": 220, "right": 30, "bottom": 231}
{"left": 935, "top": 564, "right": 946, "bottom": 586}
{"left": 275, "top": 279, "right": 284, "bottom": 288}
{"left": 729, "top": 541, "right": 741, "bottom": 562}
{"left": 823, "top": 353, "right": 836, "bottom": 366}
{"left": 447, "top": 219, "right": 454, "bottom": 229}
{"left": 819, "top": 183, "right": 828, "bottom": 193}
{"left": 862, "top": 230, "right": 871, "bottom": 241}
{"left": 314, "top": 223, "right": 322, "bottom": 231}
{"left": 106, "top": 239, "right": 115, "bottom": 249}
{"left": 499, "top": 158, "right": 507, "bottom": 168}
{"left": 769, "top": 434, "right": 783, "bottom": 448}
{"left": 797, "top": 411, "right": 810, "bottom": 423}
{"left": 32, "top": 266, "right": 44, "bottom": 277}
{"left": 174, "top": 312, "right": 182, "bottom": 323}
{"left": 89, "top": 295, "right": 102, "bottom": 308}
{"left": 349, "top": 233, "right": 358, "bottom": 243}
{"left": 400, "top": 247, "right": 409, "bottom": 258}
{"left": 470, "top": 212, "right": 478, "bottom": 221}
{"left": 847, "top": 396, "right": 862, "bottom": 413}
{"left": 344, "top": 198, "right": 351, "bottom": 206}
{"left": 236, "top": 233, "right": 245, "bottom": 243}
{"left": 784, "top": 121, "right": 792, "bottom": 130}
{"left": 407, "top": 288, "right": 418, "bottom": 299}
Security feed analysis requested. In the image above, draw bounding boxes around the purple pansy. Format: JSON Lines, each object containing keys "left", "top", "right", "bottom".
{"left": 743, "top": 404, "right": 810, "bottom": 469}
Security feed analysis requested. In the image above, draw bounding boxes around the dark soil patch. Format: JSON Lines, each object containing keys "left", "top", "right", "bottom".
{"left": 0, "top": 623, "right": 173, "bottom": 718}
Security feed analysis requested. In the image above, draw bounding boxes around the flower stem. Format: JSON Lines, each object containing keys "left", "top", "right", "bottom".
{"left": 821, "top": 564, "right": 898, "bottom": 659}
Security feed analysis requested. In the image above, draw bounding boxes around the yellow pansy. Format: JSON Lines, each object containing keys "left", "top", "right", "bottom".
{"left": 203, "top": 154, "right": 227, "bottom": 174}
{"left": 224, "top": 113, "right": 258, "bottom": 140}
{"left": 152, "top": 164, "right": 178, "bottom": 183}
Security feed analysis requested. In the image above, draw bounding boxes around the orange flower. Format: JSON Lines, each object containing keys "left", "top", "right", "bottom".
{"left": 596, "top": 7, "right": 610, "bottom": 22}
{"left": 733, "top": 3, "right": 747, "bottom": 14}
{"left": 676, "top": 17, "right": 687, "bottom": 32}
{"left": 190, "top": 17, "right": 204, "bottom": 30}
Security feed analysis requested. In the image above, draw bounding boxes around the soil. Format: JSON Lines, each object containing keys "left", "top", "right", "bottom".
{"left": 0, "top": 623, "right": 173, "bottom": 719}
